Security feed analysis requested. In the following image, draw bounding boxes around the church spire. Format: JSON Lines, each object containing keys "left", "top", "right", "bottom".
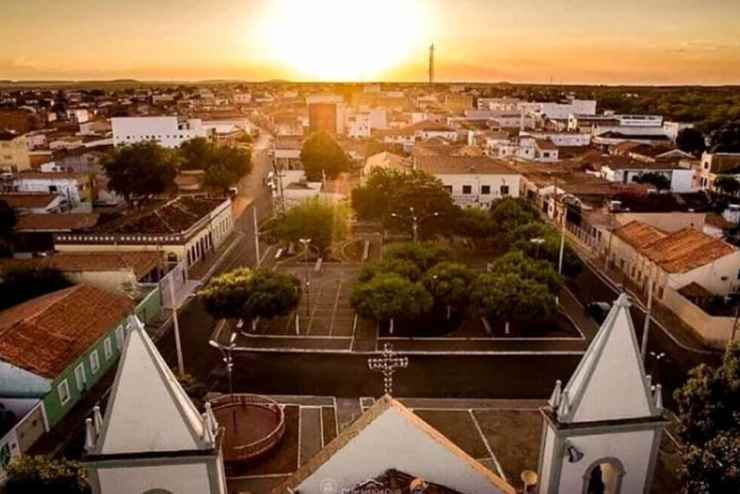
{"left": 558, "top": 293, "right": 659, "bottom": 423}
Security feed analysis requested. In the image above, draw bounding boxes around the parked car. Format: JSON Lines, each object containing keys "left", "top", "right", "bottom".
{"left": 586, "top": 302, "right": 612, "bottom": 324}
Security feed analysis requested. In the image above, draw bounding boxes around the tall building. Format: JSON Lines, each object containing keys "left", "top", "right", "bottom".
{"left": 306, "top": 95, "right": 344, "bottom": 135}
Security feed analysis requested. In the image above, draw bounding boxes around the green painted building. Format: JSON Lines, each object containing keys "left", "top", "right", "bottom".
{"left": 0, "top": 284, "right": 161, "bottom": 431}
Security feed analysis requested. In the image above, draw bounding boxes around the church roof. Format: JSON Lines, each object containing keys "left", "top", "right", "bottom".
{"left": 556, "top": 293, "right": 659, "bottom": 423}
{"left": 89, "top": 316, "right": 214, "bottom": 456}
{"left": 272, "top": 395, "right": 515, "bottom": 494}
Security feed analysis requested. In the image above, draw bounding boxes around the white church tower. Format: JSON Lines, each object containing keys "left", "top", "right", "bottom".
{"left": 537, "top": 294, "right": 667, "bottom": 494}
{"left": 83, "top": 316, "right": 228, "bottom": 494}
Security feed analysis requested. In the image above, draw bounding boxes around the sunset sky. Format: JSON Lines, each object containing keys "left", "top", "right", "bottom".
{"left": 2, "top": 0, "right": 740, "bottom": 84}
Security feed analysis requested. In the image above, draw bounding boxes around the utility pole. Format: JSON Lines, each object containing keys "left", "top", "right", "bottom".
{"left": 168, "top": 273, "right": 185, "bottom": 375}
{"left": 641, "top": 280, "right": 654, "bottom": 360}
{"left": 558, "top": 205, "right": 566, "bottom": 275}
{"left": 253, "top": 206, "right": 261, "bottom": 267}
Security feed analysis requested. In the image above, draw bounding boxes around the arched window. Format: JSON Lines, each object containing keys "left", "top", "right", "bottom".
{"left": 582, "top": 457, "right": 625, "bottom": 494}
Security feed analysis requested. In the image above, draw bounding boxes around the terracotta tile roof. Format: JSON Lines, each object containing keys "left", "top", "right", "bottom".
{"left": 535, "top": 139, "right": 558, "bottom": 150}
{"left": 0, "top": 193, "right": 60, "bottom": 209}
{"left": 0, "top": 285, "right": 135, "bottom": 379}
{"left": 641, "top": 227, "right": 737, "bottom": 273}
{"left": 15, "top": 213, "right": 99, "bottom": 231}
{"left": 97, "top": 196, "right": 226, "bottom": 235}
{"left": 614, "top": 221, "right": 667, "bottom": 249}
{"left": 0, "top": 251, "right": 161, "bottom": 279}
{"left": 415, "top": 156, "right": 518, "bottom": 175}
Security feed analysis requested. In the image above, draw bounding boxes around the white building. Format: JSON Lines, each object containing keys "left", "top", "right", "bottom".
{"left": 520, "top": 131, "right": 591, "bottom": 147}
{"left": 112, "top": 116, "right": 207, "bottom": 148}
{"left": 415, "top": 156, "right": 521, "bottom": 208}
{"left": 599, "top": 162, "right": 695, "bottom": 193}
{"left": 83, "top": 316, "right": 227, "bottom": 494}
{"left": 12, "top": 171, "right": 93, "bottom": 211}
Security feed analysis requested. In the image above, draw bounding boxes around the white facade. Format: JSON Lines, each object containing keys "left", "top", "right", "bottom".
{"left": 437, "top": 173, "right": 520, "bottom": 208}
{"left": 600, "top": 166, "right": 695, "bottom": 193}
{"left": 112, "top": 116, "right": 207, "bottom": 148}
{"left": 13, "top": 174, "right": 90, "bottom": 209}
{"left": 521, "top": 131, "right": 591, "bottom": 147}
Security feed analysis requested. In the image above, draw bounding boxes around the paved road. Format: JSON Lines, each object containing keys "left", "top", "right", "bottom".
{"left": 566, "top": 261, "right": 720, "bottom": 407}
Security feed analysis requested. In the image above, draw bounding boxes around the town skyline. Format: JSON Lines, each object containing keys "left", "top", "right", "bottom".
{"left": 3, "top": 0, "right": 740, "bottom": 85}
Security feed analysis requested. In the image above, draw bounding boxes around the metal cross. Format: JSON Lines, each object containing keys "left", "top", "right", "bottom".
{"left": 368, "top": 344, "right": 408, "bottom": 396}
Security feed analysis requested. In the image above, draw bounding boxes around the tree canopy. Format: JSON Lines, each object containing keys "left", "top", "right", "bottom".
{"left": 358, "top": 258, "right": 423, "bottom": 283}
{"left": 273, "top": 198, "right": 350, "bottom": 254}
{"left": 488, "top": 250, "right": 561, "bottom": 295}
{"left": 634, "top": 172, "right": 671, "bottom": 191}
{"left": 676, "top": 127, "right": 706, "bottom": 156}
{"left": 102, "top": 141, "right": 179, "bottom": 203}
{"left": 351, "top": 273, "right": 433, "bottom": 326}
{"left": 422, "top": 262, "right": 476, "bottom": 318}
{"left": 673, "top": 343, "right": 740, "bottom": 493}
{"left": 180, "top": 137, "right": 252, "bottom": 192}
{"left": 472, "top": 272, "right": 557, "bottom": 331}
{"left": 199, "top": 268, "right": 254, "bottom": 320}
{"left": 351, "top": 168, "right": 456, "bottom": 238}
{"left": 300, "top": 131, "right": 349, "bottom": 180}
{"left": 382, "top": 242, "right": 452, "bottom": 272}
{"left": 710, "top": 122, "right": 740, "bottom": 153}
{"left": 713, "top": 176, "right": 740, "bottom": 196}
{"left": 6, "top": 455, "right": 91, "bottom": 494}
{"left": 0, "top": 268, "right": 73, "bottom": 311}
{"left": 240, "top": 270, "right": 301, "bottom": 321}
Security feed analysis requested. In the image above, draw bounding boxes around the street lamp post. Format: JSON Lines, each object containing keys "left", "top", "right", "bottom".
{"left": 530, "top": 237, "right": 545, "bottom": 260}
{"left": 391, "top": 207, "right": 439, "bottom": 244}
{"left": 210, "top": 333, "right": 238, "bottom": 430}
{"left": 299, "top": 238, "right": 312, "bottom": 322}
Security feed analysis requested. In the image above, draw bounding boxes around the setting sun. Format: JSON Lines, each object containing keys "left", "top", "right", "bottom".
{"left": 254, "top": 0, "right": 432, "bottom": 81}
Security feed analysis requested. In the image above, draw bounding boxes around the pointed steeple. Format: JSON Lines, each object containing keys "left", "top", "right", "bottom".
{"left": 88, "top": 316, "right": 215, "bottom": 456}
{"left": 558, "top": 293, "right": 658, "bottom": 423}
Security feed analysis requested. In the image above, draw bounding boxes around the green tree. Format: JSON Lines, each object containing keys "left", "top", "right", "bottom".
{"left": 472, "top": 272, "right": 556, "bottom": 334}
{"left": 102, "top": 141, "right": 179, "bottom": 204}
{"left": 676, "top": 128, "right": 706, "bottom": 156}
{"left": 273, "top": 198, "right": 350, "bottom": 254}
{"left": 180, "top": 138, "right": 252, "bottom": 193}
{"left": 6, "top": 455, "right": 91, "bottom": 494}
{"left": 489, "top": 197, "right": 538, "bottom": 231}
{"left": 351, "top": 274, "right": 433, "bottom": 334}
{"left": 713, "top": 176, "right": 740, "bottom": 196}
{"left": 300, "top": 131, "right": 349, "bottom": 180}
{"left": 422, "top": 262, "right": 476, "bottom": 319}
{"left": 383, "top": 242, "right": 452, "bottom": 272}
{"left": 241, "top": 270, "right": 301, "bottom": 331}
{"left": 488, "top": 250, "right": 562, "bottom": 295}
{"left": 351, "top": 168, "right": 457, "bottom": 238}
{"left": 634, "top": 172, "right": 671, "bottom": 191}
{"left": 673, "top": 343, "right": 740, "bottom": 493}
{"left": 0, "top": 268, "right": 73, "bottom": 311}
{"left": 710, "top": 122, "right": 740, "bottom": 153}
{"left": 453, "top": 207, "right": 497, "bottom": 240}
{"left": 199, "top": 268, "right": 254, "bottom": 320}
{"left": 359, "top": 258, "right": 422, "bottom": 283}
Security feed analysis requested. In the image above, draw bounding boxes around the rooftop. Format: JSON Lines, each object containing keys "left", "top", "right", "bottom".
{"left": 0, "top": 251, "right": 161, "bottom": 279}
{"left": 416, "top": 156, "right": 518, "bottom": 175}
{"left": 0, "top": 285, "right": 134, "bottom": 379}
{"left": 16, "top": 213, "right": 99, "bottom": 232}
{"left": 96, "top": 195, "right": 227, "bottom": 235}
{"left": 614, "top": 221, "right": 667, "bottom": 249}
{"left": 0, "top": 192, "right": 60, "bottom": 209}
{"left": 641, "top": 227, "right": 737, "bottom": 273}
